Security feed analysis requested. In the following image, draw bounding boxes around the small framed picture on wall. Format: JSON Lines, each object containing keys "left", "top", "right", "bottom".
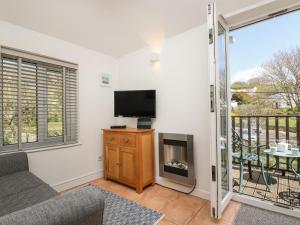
{"left": 100, "top": 73, "right": 112, "bottom": 87}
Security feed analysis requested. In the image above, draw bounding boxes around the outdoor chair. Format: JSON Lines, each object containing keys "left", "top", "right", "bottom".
{"left": 232, "top": 128, "right": 271, "bottom": 193}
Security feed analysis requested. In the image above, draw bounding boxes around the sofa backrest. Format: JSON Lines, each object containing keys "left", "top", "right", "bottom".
{"left": 0, "top": 152, "right": 29, "bottom": 177}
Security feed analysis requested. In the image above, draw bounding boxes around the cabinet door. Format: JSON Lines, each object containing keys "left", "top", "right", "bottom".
{"left": 105, "top": 145, "right": 119, "bottom": 179}
{"left": 119, "top": 147, "right": 136, "bottom": 185}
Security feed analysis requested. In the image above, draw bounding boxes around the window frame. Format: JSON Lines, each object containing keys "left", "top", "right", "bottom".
{"left": 0, "top": 46, "right": 78, "bottom": 152}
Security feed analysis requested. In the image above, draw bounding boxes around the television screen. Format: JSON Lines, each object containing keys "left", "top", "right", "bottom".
{"left": 114, "top": 90, "right": 156, "bottom": 118}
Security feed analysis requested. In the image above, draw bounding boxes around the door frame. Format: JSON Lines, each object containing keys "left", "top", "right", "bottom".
{"left": 208, "top": 2, "right": 233, "bottom": 219}
{"left": 219, "top": 16, "right": 233, "bottom": 214}
{"left": 208, "top": 0, "right": 300, "bottom": 219}
{"left": 226, "top": 4, "right": 300, "bottom": 218}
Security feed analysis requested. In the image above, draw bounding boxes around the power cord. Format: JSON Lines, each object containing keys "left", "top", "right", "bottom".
{"left": 156, "top": 179, "right": 197, "bottom": 194}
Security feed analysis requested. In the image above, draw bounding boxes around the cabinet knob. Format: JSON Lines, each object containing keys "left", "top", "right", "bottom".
{"left": 124, "top": 138, "right": 129, "bottom": 143}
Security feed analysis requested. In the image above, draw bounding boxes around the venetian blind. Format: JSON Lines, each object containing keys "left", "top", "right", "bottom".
{"left": 0, "top": 46, "right": 78, "bottom": 152}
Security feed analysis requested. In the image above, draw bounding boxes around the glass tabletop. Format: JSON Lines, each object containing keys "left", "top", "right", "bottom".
{"left": 264, "top": 149, "right": 300, "bottom": 158}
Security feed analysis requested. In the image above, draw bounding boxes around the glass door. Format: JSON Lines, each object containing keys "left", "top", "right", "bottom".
{"left": 207, "top": 2, "right": 232, "bottom": 219}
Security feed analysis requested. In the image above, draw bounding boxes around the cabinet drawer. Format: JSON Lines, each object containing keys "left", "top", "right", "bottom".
{"left": 119, "top": 134, "right": 136, "bottom": 147}
{"left": 104, "top": 133, "right": 119, "bottom": 145}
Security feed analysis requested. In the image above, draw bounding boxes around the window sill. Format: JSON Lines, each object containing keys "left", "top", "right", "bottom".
{"left": 25, "top": 142, "right": 82, "bottom": 154}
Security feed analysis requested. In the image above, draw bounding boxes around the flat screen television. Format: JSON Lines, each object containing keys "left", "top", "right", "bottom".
{"left": 114, "top": 90, "right": 156, "bottom": 118}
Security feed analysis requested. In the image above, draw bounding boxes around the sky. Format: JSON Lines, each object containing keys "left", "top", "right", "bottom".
{"left": 229, "top": 10, "right": 300, "bottom": 84}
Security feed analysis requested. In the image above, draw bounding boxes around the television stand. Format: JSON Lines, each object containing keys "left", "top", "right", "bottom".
{"left": 137, "top": 117, "right": 152, "bottom": 129}
{"left": 103, "top": 128, "right": 154, "bottom": 193}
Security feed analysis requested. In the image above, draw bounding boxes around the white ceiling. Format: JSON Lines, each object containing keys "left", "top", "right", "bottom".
{"left": 0, "top": 0, "right": 263, "bottom": 57}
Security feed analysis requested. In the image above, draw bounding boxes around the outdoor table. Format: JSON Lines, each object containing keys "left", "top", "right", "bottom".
{"left": 264, "top": 149, "right": 300, "bottom": 179}
{"left": 264, "top": 149, "right": 300, "bottom": 206}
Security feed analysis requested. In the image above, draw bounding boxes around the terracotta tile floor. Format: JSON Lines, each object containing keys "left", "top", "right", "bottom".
{"left": 90, "top": 179, "right": 241, "bottom": 225}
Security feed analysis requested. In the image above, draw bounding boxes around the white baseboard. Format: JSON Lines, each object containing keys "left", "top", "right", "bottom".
{"left": 51, "top": 172, "right": 211, "bottom": 200}
{"left": 192, "top": 188, "right": 210, "bottom": 200}
{"left": 155, "top": 176, "right": 210, "bottom": 200}
{"left": 51, "top": 170, "right": 103, "bottom": 192}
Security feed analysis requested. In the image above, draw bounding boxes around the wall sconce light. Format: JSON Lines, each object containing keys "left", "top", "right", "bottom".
{"left": 150, "top": 52, "right": 160, "bottom": 63}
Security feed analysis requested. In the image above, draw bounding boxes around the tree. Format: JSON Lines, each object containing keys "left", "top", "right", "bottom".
{"left": 231, "top": 81, "right": 250, "bottom": 89}
{"left": 232, "top": 92, "right": 252, "bottom": 105}
{"left": 262, "top": 46, "right": 300, "bottom": 113}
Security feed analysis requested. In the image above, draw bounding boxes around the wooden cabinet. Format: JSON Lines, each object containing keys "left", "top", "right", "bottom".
{"left": 119, "top": 147, "right": 136, "bottom": 186}
{"left": 103, "top": 128, "right": 154, "bottom": 193}
{"left": 106, "top": 146, "right": 119, "bottom": 179}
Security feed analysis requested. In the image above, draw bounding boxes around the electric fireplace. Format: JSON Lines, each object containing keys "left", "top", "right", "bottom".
{"left": 159, "top": 133, "right": 195, "bottom": 186}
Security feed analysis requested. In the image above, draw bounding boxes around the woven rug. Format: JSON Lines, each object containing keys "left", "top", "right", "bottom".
{"left": 233, "top": 204, "right": 300, "bottom": 225}
{"left": 93, "top": 186, "right": 164, "bottom": 225}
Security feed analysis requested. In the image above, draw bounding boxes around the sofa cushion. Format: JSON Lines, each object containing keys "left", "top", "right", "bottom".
{"left": 0, "top": 152, "right": 28, "bottom": 177}
{"left": 0, "top": 171, "right": 46, "bottom": 198}
{"left": 0, "top": 183, "right": 57, "bottom": 217}
{"left": 0, "top": 185, "right": 103, "bottom": 225}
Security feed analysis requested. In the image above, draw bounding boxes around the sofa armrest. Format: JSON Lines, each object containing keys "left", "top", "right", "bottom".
{"left": 0, "top": 152, "right": 28, "bottom": 177}
{"left": 0, "top": 185, "right": 105, "bottom": 225}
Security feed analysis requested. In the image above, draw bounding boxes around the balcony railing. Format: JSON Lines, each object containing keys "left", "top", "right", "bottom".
{"left": 232, "top": 115, "right": 300, "bottom": 173}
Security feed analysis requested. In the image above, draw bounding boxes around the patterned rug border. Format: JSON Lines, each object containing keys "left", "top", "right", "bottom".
{"left": 153, "top": 215, "right": 165, "bottom": 225}
{"left": 89, "top": 184, "right": 165, "bottom": 225}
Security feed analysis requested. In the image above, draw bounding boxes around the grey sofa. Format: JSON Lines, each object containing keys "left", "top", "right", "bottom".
{"left": 0, "top": 152, "right": 105, "bottom": 225}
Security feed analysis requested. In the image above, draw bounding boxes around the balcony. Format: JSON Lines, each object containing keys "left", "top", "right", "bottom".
{"left": 232, "top": 115, "right": 300, "bottom": 209}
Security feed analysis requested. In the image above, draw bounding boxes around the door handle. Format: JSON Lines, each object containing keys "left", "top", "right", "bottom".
{"left": 209, "top": 28, "right": 214, "bottom": 44}
{"left": 210, "top": 85, "right": 215, "bottom": 112}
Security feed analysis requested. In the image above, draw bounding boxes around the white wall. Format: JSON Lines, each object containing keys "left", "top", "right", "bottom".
{"left": 0, "top": 19, "right": 211, "bottom": 197}
{"left": 0, "top": 20, "right": 118, "bottom": 191}
{"left": 117, "top": 25, "right": 211, "bottom": 198}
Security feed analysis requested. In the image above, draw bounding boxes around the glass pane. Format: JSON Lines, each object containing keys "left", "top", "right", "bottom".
{"left": 47, "top": 69, "right": 63, "bottom": 137}
{"left": 163, "top": 140, "right": 188, "bottom": 177}
{"left": 21, "top": 62, "right": 37, "bottom": 143}
{"left": 2, "top": 58, "right": 19, "bottom": 145}
{"left": 218, "top": 23, "right": 229, "bottom": 199}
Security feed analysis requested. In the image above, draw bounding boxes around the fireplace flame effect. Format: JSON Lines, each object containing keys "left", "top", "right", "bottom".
{"left": 165, "top": 161, "right": 188, "bottom": 171}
